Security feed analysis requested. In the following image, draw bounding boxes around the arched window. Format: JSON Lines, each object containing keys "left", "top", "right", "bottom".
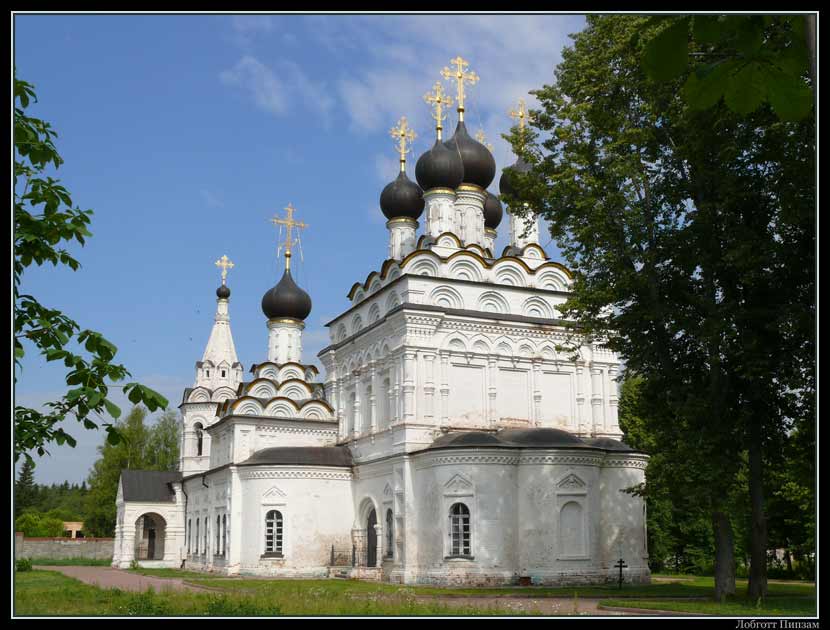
{"left": 386, "top": 509, "right": 394, "bottom": 558}
{"left": 204, "top": 517, "right": 209, "bottom": 556}
{"left": 187, "top": 519, "right": 191, "bottom": 554}
{"left": 265, "top": 510, "right": 283, "bottom": 556}
{"left": 195, "top": 519, "right": 200, "bottom": 554}
{"left": 221, "top": 369, "right": 226, "bottom": 378}
{"left": 449, "top": 503, "right": 471, "bottom": 557}
{"left": 195, "top": 423, "right": 204, "bottom": 457}
{"left": 215, "top": 515, "right": 221, "bottom": 555}
{"left": 222, "top": 514, "right": 227, "bottom": 556}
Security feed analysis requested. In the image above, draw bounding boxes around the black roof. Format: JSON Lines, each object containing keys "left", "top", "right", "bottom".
{"left": 240, "top": 446, "right": 353, "bottom": 467}
{"left": 380, "top": 170, "right": 425, "bottom": 220}
{"left": 262, "top": 268, "right": 312, "bottom": 321}
{"left": 120, "top": 470, "right": 181, "bottom": 502}
{"left": 424, "top": 428, "right": 640, "bottom": 453}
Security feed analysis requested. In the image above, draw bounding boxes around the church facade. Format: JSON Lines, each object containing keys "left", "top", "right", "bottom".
{"left": 112, "top": 57, "right": 650, "bottom": 586}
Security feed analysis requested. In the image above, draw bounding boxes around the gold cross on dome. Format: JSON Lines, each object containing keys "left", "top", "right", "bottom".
{"left": 509, "top": 98, "right": 534, "bottom": 131}
{"left": 390, "top": 116, "right": 416, "bottom": 172}
{"left": 215, "top": 254, "right": 235, "bottom": 285}
{"left": 424, "top": 81, "right": 453, "bottom": 140}
{"left": 270, "top": 203, "right": 308, "bottom": 270}
{"left": 475, "top": 129, "right": 494, "bottom": 153}
{"left": 441, "top": 56, "right": 479, "bottom": 121}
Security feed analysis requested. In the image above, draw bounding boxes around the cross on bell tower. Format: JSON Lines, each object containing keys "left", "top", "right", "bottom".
{"left": 424, "top": 81, "right": 453, "bottom": 141}
{"left": 509, "top": 98, "right": 535, "bottom": 147}
{"left": 270, "top": 203, "right": 308, "bottom": 271}
{"left": 441, "top": 56, "right": 479, "bottom": 122}
{"left": 475, "top": 129, "right": 494, "bottom": 153}
{"left": 390, "top": 116, "right": 416, "bottom": 172}
{"left": 214, "top": 254, "right": 234, "bottom": 286}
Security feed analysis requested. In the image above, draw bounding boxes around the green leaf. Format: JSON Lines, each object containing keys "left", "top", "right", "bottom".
{"left": 766, "top": 67, "right": 814, "bottom": 121}
{"left": 643, "top": 17, "right": 691, "bottom": 82}
{"left": 734, "top": 17, "right": 765, "bottom": 57}
{"left": 724, "top": 62, "right": 766, "bottom": 115}
{"left": 103, "top": 398, "right": 121, "bottom": 419}
{"left": 693, "top": 15, "right": 725, "bottom": 44}
{"left": 682, "top": 61, "right": 735, "bottom": 110}
{"left": 106, "top": 428, "right": 121, "bottom": 445}
{"left": 126, "top": 384, "right": 143, "bottom": 404}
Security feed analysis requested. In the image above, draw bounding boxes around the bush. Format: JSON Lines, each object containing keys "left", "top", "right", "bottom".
{"left": 15, "top": 511, "right": 65, "bottom": 537}
{"left": 16, "top": 558, "right": 33, "bottom": 572}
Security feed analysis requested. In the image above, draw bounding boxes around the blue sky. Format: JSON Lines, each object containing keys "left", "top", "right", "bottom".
{"left": 14, "top": 13, "right": 585, "bottom": 484}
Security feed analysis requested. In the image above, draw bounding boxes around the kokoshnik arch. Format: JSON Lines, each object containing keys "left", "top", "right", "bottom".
{"left": 113, "top": 56, "right": 650, "bottom": 586}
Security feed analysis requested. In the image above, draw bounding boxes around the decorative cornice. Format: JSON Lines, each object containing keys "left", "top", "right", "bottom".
{"left": 239, "top": 468, "right": 354, "bottom": 481}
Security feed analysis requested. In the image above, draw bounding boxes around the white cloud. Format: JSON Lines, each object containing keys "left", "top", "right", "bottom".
{"left": 322, "top": 14, "right": 583, "bottom": 179}
{"left": 200, "top": 189, "right": 224, "bottom": 208}
{"left": 220, "top": 55, "right": 286, "bottom": 115}
{"left": 220, "top": 55, "right": 335, "bottom": 123}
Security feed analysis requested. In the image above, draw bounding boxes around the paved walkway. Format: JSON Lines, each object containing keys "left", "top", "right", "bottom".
{"left": 37, "top": 566, "right": 209, "bottom": 593}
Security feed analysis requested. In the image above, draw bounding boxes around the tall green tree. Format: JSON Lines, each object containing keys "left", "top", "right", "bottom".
{"left": 14, "top": 458, "right": 38, "bottom": 518}
{"left": 145, "top": 410, "right": 181, "bottom": 472}
{"left": 84, "top": 406, "right": 179, "bottom": 537}
{"left": 505, "top": 15, "right": 814, "bottom": 600}
{"left": 14, "top": 75, "right": 168, "bottom": 464}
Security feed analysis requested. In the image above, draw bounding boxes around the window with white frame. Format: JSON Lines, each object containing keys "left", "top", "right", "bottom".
{"left": 264, "top": 510, "right": 283, "bottom": 556}
{"left": 449, "top": 503, "right": 471, "bottom": 557}
{"left": 215, "top": 515, "right": 221, "bottom": 555}
{"left": 195, "top": 519, "right": 200, "bottom": 554}
{"left": 204, "top": 517, "right": 209, "bottom": 555}
{"left": 187, "top": 518, "right": 191, "bottom": 554}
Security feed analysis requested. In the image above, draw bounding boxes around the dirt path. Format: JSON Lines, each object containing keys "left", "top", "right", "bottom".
{"left": 37, "top": 566, "right": 210, "bottom": 593}
{"left": 414, "top": 595, "right": 648, "bottom": 615}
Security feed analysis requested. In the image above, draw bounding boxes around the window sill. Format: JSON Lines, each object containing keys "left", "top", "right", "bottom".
{"left": 444, "top": 555, "right": 475, "bottom": 561}
{"left": 260, "top": 553, "right": 284, "bottom": 559}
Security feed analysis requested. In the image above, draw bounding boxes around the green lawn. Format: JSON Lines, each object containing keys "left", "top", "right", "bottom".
{"left": 13, "top": 570, "right": 499, "bottom": 616}
{"left": 187, "top": 573, "right": 815, "bottom": 599}
{"left": 600, "top": 596, "right": 817, "bottom": 617}
{"left": 29, "top": 557, "right": 112, "bottom": 566}
{"left": 14, "top": 569, "right": 817, "bottom": 617}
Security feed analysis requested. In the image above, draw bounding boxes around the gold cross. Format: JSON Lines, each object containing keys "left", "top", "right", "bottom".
{"left": 475, "top": 129, "right": 494, "bottom": 153}
{"left": 270, "top": 203, "right": 308, "bottom": 271}
{"left": 424, "top": 82, "right": 453, "bottom": 140}
{"left": 509, "top": 98, "right": 535, "bottom": 132}
{"left": 215, "top": 254, "right": 234, "bottom": 285}
{"left": 441, "top": 56, "right": 478, "bottom": 121}
{"left": 390, "top": 116, "right": 416, "bottom": 172}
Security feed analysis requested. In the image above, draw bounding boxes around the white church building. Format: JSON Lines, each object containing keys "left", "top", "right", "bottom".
{"left": 113, "top": 57, "right": 650, "bottom": 586}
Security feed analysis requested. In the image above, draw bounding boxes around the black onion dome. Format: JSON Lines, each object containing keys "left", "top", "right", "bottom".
{"left": 483, "top": 191, "right": 503, "bottom": 229}
{"left": 261, "top": 268, "right": 312, "bottom": 321}
{"left": 379, "top": 170, "right": 425, "bottom": 220}
{"left": 444, "top": 120, "right": 495, "bottom": 189}
{"left": 415, "top": 138, "right": 464, "bottom": 191}
{"left": 499, "top": 155, "right": 532, "bottom": 198}
{"left": 216, "top": 284, "right": 231, "bottom": 299}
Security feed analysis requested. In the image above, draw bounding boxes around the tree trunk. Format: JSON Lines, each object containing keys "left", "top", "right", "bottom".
{"left": 747, "top": 418, "right": 769, "bottom": 599}
{"left": 804, "top": 14, "right": 816, "bottom": 88}
{"left": 712, "top": 510, "right": 736, "bottom": 602}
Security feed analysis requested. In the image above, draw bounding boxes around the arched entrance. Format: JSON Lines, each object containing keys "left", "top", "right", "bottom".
{"left": 366, "top": 509, "right": 377, "bottom": 568}
{"left": 134, "top": 513, "right": 167, "bottom": 561}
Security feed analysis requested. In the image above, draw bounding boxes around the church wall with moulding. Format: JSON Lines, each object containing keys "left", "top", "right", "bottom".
{"left": 235, "top": 467, "right": 355, "bottom": 577}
